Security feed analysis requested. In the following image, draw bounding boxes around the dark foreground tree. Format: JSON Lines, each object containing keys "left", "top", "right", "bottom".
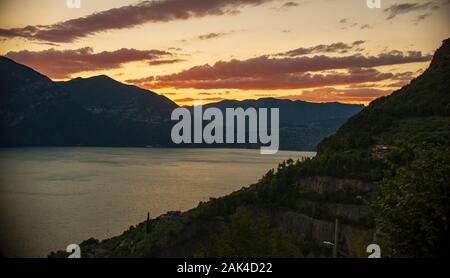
{"left": 373, "top": 147, "right": 450, "bottom": 257}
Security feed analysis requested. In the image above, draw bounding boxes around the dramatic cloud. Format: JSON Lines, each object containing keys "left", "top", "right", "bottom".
{"left": 283, "top": 1, "right": 299, "bottom": 7}
{"left": 414, "top": 13, "right": 432, "bottom": 23}
{"left": 174, "top": 97, "right": 195, "bottom": 103}
{"left": 392, "top": 71, "right": 417, "bottom": 81}
{"left": 280, "top": 87, "right": 392, "bottom": 103}
{"left": 278, "top": 41, "right": 366, "bottom": 56}
{"left": 174, "top": 96, "right": 224, "bottom": 103}
{"left": 0, "top": 0, "right": 278, "bottom": 43}
{"left": 6, "top": 47, "right": 176, "bottom": 79}
{"left": 128, "top": 68, "right": 394, "bottom": 90}
{"left": 128, "top": 49, "right": 429, "bottom": 82}
{"left": 384, "top": 1, "right": 439, "bottom": 20}
{"left": 197, "top": 91, "right": 232, "bottom": 96}
{"left": 126, "top": 47, "right": 431, "bottom": 91}
{"left": 178, "top": 30, "right": 240, "bottom": 43}
{"left": 338, "top": 19, "right": 372, "bottom": 31}
{"left": 198, "top": 32, "right": 229, "bottom": 40}
{"left": 148, "top": 59, "right": 185, "bottom": 66}
{"left": 203, "top": 97, "right": 225, "bottom": 102}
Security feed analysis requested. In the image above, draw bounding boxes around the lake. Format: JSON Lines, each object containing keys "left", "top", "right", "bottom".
{"left": 0, "top": 148, "right": 315, "bottom": 257}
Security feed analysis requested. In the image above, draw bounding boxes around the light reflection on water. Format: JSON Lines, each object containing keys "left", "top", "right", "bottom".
{"left": 0, "top": 147, "right": 315, "bottom": 257}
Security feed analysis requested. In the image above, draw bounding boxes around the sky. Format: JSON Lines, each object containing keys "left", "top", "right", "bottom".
{"left": 0, "top": 0, "right": 449, "bottom": 106}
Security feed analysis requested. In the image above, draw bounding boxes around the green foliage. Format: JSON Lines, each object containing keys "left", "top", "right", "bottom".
{"left": 297, "top": 151, "right": 387, "bottom": 181}
{"left": 196, "top": 208, "right": 303, "bottom": 258}
{"left": 372, "top": 147, "right": 450, "bottom": 257}
{"left": 343, "top": 229, "right": 374, "bottom": 258}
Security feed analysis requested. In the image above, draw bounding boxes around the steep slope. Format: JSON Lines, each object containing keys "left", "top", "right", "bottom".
{"left": 59, "top": 75, "right": 177, "bottom": 125}
{"left": 0, "top": 56, "right": 116, "bottom": 146}
{"left": 318, "top": 38, "right": 450, "bottom": 154}
{"left": 0, "top": 57, "right": 175, "bottom": 147}
{"left": 49, "top": 38, "right": 450, "bottom": 258}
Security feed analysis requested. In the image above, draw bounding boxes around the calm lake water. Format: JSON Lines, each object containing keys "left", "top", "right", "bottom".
{"left": 0, "top": 148, "right": 315, "bottom": 257}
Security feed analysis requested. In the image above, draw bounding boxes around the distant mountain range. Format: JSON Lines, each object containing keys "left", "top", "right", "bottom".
{"left": 197, "top": 98, "right": 363, "bottom": 150}
{"left": 0, "top": 56, "right": 363, "bottom": 150}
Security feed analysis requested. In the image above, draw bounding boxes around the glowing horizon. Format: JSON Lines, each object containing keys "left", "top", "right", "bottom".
{"left": 1, "top": 0, "right": 449, "bottom": 106}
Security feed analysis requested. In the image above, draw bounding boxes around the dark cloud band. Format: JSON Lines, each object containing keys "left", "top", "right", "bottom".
{"left": 0, "top": 0, "right": 277, "bottom": 43}
{"left": 125, "top": 48, "right": 431, "bottom": 89}
{"left": 5, "top": 47, "right": 177, "bottom": 79}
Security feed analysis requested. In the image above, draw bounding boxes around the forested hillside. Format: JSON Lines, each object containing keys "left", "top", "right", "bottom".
{"left": 50, "top": 39, "right": 450, "bottom": 258}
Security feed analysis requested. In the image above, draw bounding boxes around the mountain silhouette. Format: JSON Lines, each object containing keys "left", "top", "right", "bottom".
{"left": 201, "top": 98, "right": 363, "bottom": 126}
{"left": 59, "top": 75, "right": 176, "bottom": 124}
{"left": 198, "top": 98, "right": 363, "bottom": 150}
{"left": 0, "top": 56, "right": 363, "bottom": 150}
{"left": 0, "top": 57, "right": 174, "bottom": 147}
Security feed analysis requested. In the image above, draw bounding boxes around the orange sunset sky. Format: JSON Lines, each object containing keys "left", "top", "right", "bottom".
{"left": 0, "top": 0, "right": 449, "bottom": 106}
